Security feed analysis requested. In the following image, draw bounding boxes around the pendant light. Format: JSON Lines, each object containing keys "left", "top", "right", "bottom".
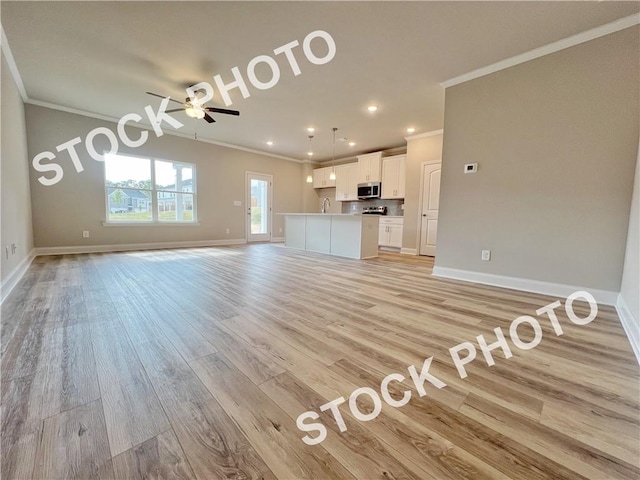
{"left": 329, "top": 127, "right": 337, "bottom": 180}
{"left": 306, "top": 134, "right": 314, "bottom": 183}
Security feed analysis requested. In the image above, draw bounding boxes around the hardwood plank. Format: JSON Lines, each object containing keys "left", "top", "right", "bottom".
{"left": 191, "top": 352, "right": 356, "bottom": 479}
{"left": 90, "top": 320, "right": 170, "bottom": 457}
{"left": 136, "top": 335, "right": 271, "bottom": 479}
{"left": 460, "top": 392, "right": 640, "bottom": 479}
{"left": 112, "top": 430, "right": 195, "bottom": 480}
{"left": 32, "top": 399, "right": 114, "bottom": 479}
{"left": 1, "top": 374, "right": 43, "bottom": 480}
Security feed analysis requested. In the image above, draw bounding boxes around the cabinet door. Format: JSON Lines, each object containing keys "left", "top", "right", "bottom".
{"left": 388, "top": 224, "right": 403, "bottom": 248}
{"left": 378, "top": 224, "right": 389, "bottom": 246}
{"left": 358, "top": 152, "right": 382, "bottom": 183}
{"left": 334, "top": 165, "right": 350, "bottom": 201}
{"left": 325, "top": 167, "right": 336, "bottom": 188}
{"left": 312, "top": 168, "right": 325, "bottom": 188}
{"left": 346, "top": 164, "right": 359, "bottom": 200}
{"left": 381, "top": 155, "right": 406, "bottom": 199}
{"left": 381, "top": 157, "right": 399, "bottom": 199}
{"left": 396, "top": 156, "right": 406, "bottom": 198}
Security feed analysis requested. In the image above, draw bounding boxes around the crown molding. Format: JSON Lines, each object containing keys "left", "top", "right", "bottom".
{"left": 441, "top": 13, "right": 640, "bottom": 89}
{"left": 25, "top": 99, "right": 305, "bottom": 163}
{"left": 405, "top": 129, "right": 444, "bottom": 142}
{"left": 0, "top": 25, "right": 28, "bottom": 101}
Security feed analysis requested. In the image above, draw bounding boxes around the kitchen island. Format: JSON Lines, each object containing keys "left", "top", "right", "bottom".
{"left": 279, "top": 213, "right": 379, "bottom": 259}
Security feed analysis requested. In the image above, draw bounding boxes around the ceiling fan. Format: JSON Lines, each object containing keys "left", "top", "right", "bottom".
{"left": 145, "top": 91, "right": 240, "bottom": 124}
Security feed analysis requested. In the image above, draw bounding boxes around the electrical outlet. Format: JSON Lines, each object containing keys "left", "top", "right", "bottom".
{"left": 226, "top": 228, "right": 230, "bottom": 234}
{"left": 464, "top": 163, "right": 478, "bottom": 174}
{"left": 481, "top": 250, "right": 491, "bottom": 261}
{"left": 83, "top": 231, "right": 90, "bottom": 238}
{"left": 279, "top": 227, "right": 282, "bottom": 233}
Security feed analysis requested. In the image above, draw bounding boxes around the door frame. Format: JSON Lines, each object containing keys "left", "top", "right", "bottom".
{"left": 246, "top": 171, "right": 273, "bottom": 242}
{"left": 416, "top": 160, "right": 441, "bottom": 256}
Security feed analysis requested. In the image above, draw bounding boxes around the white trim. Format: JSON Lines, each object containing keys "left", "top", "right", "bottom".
{"left": 25, "top": 99, "right": 304, "bottom": 163}
{"left": 0, "top": 25, "right": 28, "bottom": 101}
{"left": 432, "top": 266, "right": 618, "bottom": 306}
{"left": 271, "top": 237, "right": 285, "bottom": 243}
{"left": 34, "top": 239, "right": 246, "bottom": 256}
{"left": 405, "top": 129, "right": 444, "bottom": 142}
{"left": 1, "top": 249, "right": 36, "bottom": 304}
{"left": 616, "top": 294, "right": 640, "bottom": 366}
{"left": 400, "top": 248, "right": 417, "bottom": 255}
{"left": 441, "top": 13, "right": 640, "bottom": 88}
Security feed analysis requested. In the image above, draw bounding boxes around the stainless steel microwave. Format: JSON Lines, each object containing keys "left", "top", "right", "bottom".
{"left": 357, "top": 182, "right": 381, "bottom": 199}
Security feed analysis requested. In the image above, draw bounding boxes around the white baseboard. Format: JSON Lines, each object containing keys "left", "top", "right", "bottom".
{"left": 431, "top": 266, "right": 618, "bottom": 306}
{"left": 34, "top": 238, "right": 247, "bottom": 256}
{"left": 400, "top": 248, "right": 417, "bottom": 255}
{"left": 271, "top": 237, "right": 285, "bottom": 243}
{"left": 616, "top": 294, "right": 640, "bottom": 365}
{"left": 1, "top": 249, "right": 36, "bottom": 304}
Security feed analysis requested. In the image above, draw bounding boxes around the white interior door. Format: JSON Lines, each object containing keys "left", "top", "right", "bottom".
{"left": 419, "top": 162, "right": 441, "bottom": 256}
{"left": 246, "top": 172, "right": 272, "bottom": 242}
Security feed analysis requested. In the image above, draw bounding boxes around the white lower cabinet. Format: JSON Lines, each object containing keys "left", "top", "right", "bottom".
{"left": 378, "top": 217, "right": 403, "bottom": 248}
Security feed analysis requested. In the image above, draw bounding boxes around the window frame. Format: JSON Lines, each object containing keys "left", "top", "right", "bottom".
{"left": 103, "top": 153, "right": 198, "bottom": 226}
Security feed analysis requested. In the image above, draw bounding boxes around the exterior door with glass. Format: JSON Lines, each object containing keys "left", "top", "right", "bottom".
{"left": 247, "top": 172, "right": 272, "bottom": 242}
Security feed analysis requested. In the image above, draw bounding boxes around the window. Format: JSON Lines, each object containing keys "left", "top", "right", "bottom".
{"left": 104, "top": 154, "right": 196, "bottom": 223}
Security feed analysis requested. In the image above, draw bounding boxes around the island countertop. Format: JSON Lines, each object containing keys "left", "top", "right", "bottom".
{"left": 279, "top": 213, "right": 379, "bottom": 259}
{"left": 277, "top": 213, "right": 362, "bottom": 216}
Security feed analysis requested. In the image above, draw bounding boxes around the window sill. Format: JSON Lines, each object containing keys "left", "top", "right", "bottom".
{"left": 102, "top": 221, "right": 201, "bottom": 227}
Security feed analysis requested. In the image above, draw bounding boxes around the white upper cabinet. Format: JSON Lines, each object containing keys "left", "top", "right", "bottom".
{"left": 357, "top": 152, "right": 382, "bottom": 183}
{"left": 313, "top": 166, "right": 336, "bottom": 188}
{"left": 381, "top": 154, "right": 406, "bottom": 199}
{"left": 334, "top": 163, "right": 359, "bottom": 201}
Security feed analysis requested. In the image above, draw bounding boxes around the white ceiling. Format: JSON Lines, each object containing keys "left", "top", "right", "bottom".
{"left": 2, "top": 1, "right": 639, "bottom": 162}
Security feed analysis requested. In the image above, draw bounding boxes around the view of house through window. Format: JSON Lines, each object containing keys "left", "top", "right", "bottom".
{"left": 105, "top": 154, "right": 196, "bottom": 223}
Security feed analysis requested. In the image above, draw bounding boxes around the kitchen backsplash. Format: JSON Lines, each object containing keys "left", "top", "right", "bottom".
{"left": 341, "top": 199, "right": 404, "bottom": 216}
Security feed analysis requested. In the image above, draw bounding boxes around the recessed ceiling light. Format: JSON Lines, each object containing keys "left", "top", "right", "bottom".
{"left": 348, "top": 142, "right": 356, "bottom": 147}
{"left": 266, "top": 141, "right": 274, "bottom": 146}
{"left": 367, "top": 105, "right": 378, "bottom": 112}
{"left": 307, "top": 152, "right": 314, "bottom": 156}
{"left": 307, "top": 127, "right": 315, "bottom": 133}
{"left": 406, "top": 127, "right": 416, "bottom": 134}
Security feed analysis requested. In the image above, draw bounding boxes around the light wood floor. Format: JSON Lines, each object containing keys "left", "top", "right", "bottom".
{"left": 1, "top": 245, "right": 639, "bottom": 479}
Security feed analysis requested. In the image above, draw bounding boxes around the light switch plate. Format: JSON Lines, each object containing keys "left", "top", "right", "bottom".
{"left": 234, "top": 200, "right": 242, "bottom": 206}
{"left": 481, "top": 249, "right": 491, "bottom": 261}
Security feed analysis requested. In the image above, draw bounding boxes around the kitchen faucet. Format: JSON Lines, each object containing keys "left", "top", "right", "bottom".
{"left": 321, "top": 197, "right": 331, "bottom": 213}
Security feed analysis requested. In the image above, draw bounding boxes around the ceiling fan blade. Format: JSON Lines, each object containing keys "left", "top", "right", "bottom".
{"left": 205, "top": 107, "right": 240, "bottom": 116}
{"left": 165, "top": 108, "right": 185, "bottom": 113}
{"left": 145, "top": 92, "right": 185, "bottom": 105}
{"left": 203, "top": 113, "right": 216, "bottom": 123}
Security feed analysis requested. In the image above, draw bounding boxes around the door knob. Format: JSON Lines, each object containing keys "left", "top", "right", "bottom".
{"left": 422, "top": 214, "right": 427, "bottom": 217}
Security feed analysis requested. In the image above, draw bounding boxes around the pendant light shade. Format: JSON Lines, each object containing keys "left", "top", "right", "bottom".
{"left": 330, "top": 127, "right": 337, "bottom": 180}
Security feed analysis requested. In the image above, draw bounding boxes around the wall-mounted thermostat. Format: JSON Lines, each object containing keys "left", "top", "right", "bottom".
{"left": 464, "top": 163, "right": 478, "bottom": 174}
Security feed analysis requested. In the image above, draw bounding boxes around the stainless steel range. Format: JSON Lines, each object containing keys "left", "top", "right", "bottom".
{"left": 361, "top": 206, "right": 387, "bottom": 215}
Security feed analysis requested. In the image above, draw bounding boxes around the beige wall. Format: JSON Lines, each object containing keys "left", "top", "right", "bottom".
{"left": 25, "top": 105, "right": 305, "bottom": 248}
{"left": 620, "top": 146, "right": 639, "bottom": 323}
{"left": 1, "top": 49, "right": 34, "bottom": 282}
{"left": 435, "top": 27, "right": 639, "bottom": 292}
{"left": 403, "top": 133, "right": 443, "bottom": 252}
